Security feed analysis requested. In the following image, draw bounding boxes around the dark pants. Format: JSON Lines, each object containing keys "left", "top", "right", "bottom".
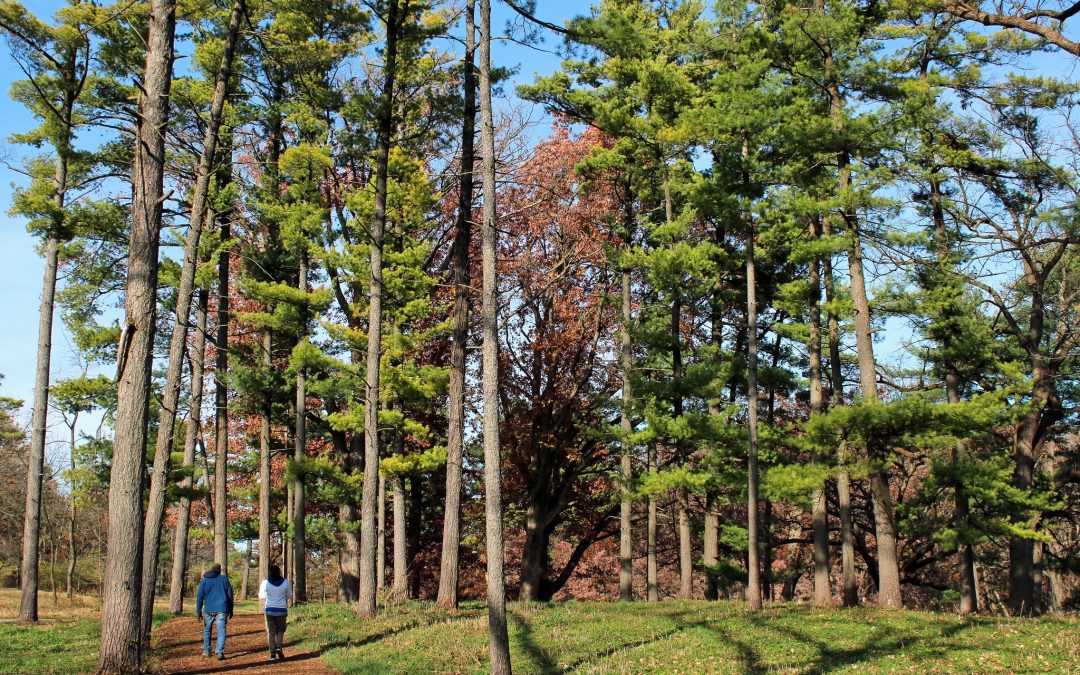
{"left": 265, "top": 613, "right": 287, "bottom": 655}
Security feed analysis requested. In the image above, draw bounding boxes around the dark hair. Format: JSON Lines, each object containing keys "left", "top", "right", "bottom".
{"left": 269, "top": 564, "right": 282, "bottom": 580}
{"left": 209, "top": 563, "right": 222, "bottom": 573}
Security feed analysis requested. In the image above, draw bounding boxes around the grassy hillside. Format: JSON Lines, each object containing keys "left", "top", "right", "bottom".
{"left": 289, "top": 599, "right": 1080, "bottom": 674}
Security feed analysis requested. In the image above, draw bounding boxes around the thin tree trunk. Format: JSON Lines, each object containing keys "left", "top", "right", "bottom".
{"left": 293, "top": 252, "right": 308, "bottom": 602}
{"left": 140, "top": 0, "right": 243, "bottom": 643}
{"left": 18, "top": 34, "right": 81, "bottom": 622}
{"left": 213, "top": 204, "right": 231, "bottom": 570}
{"left": 358, "top": 0, "right": 401, "bottom": 618}
{"left": 823, "top": 28, "right": 901, "bottom": 607}
{"left": 745, "top": 206, "right": 762, "bottom": 612}
{"left": 823, "top": 220, "right": 857, "bottom": 607}
{"left": 703, "top": 493, "right": 719, "bottom": 601}
{"left": 19, "top": 167, "right": 67, "bottom": 624}
{"left": 259, "top": 328, "right": 272, "bottom": 605}
{"left": 808, "top": 217, "right": 830, "bottom": 606}
{"left": 377, "top": 473, "right": 386, "bottom": 591}
{"left": 436, "top": 0, "right": 476, "bottom": 610}
{"left": 338, "top": 433, "right": 362, "bottom": 602}
{"left": 479, "top": 1, "right": 511, "bottom": 670}
{"left": 407, "top": 477, "right": 422, "bottom": 599}
{"left": 240, "top": 539, "right": 251, "bottom": 601}
{"left": 619, "top": 239, "right": 634, "bottom": 602}
{"left": 392, "top": 474, "right": 406, "bottom": 600}
{"left": 99, "top": 1, "right": 177, "bottom": 669}
{"left": 647, "top": 442, "right": 658, "bottom": 602}
{"left": 66, "top": 416, "right": 78, "bottom": 601}
{"left": 169, "top": 288, "right": 208, "bottom": 614}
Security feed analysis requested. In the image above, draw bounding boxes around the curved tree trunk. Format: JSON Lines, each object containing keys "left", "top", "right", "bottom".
{"left": 168, "top": 288, "right": 208, "bottom": 614}
{"left": 98, "top": 1, "right": 177, "bottom": 669}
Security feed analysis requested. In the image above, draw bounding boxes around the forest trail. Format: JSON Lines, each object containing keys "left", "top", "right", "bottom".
{"left": 154, "top": 613, "right": 334, "bottom": 674}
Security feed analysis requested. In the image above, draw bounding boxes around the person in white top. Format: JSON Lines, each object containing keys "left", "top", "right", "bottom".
{"left": 258, "top": 564, "right": 293, "bottom": 661}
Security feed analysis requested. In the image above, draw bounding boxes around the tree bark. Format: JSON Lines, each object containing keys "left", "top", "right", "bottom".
{"left": 479, "top": 1, "right": 511, "bottom": 670}
{"left": 140, "top": 0, "right": 243, "bottom": 642}
{"left": 358, "top": 0, "right": 401, "bottom": 618}
{"left": 99, "top": 1, "right": 176, "bottom": 669}
{"left": 808, "top": 217, "right": 831, "bottom": 606}
{"left": 168, "top": 288, "right": 208, "bottom": 614}
{"left": 823, "top": 219, "right": 858, "bottom": 607}
{"left": 259, "top": 328, "right": 272, "bottom": 605}
{"left": 745, "top": 208, "right": 762, "bottom": 612}
{"left": 338, "top": 433, "right": 362, "bottom": 602}
{"left": 619, "top": 240, "right": 634, "bottom": 602}
{"left": 822, "top": 26, "right": 901, "bottom": 605}
{"left": 66, "top": 416, "right": 78, "bottom": 601}
{"left": 647, "top": 442, "right": 658, "bottom": 602}
{"left": 436, "top": 0, "right": 476, "bottom": 610}
{"left": 293, "top": 252, "right": 308, "bottom": 602}
{"left": 240, "top": 539, "right": 251, "bottom": 601}
{"left": 213, "top": 197, "right": 231, "bottom": 570}
{"left": 392, "top": 474, "right": 406, "bottom": 600}
{"left": 377, "top": 472, "right": 386, "bottom": 591}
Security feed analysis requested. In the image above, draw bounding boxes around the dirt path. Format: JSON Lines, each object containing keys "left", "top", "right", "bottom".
{"left": 154, "top": 613, "right": 334, "bottom": 674}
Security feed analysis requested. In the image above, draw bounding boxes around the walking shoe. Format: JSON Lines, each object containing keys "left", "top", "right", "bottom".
{"left": 217, "top": 652, "right": 225, "bottom": 661}
{"left": 269, "top": 654, "right": 277, "bottom": 662}
{"left": 202, "top": 651, "right": 210, "bottom": 658}
{"left": 277, "top": 649, "right": 285, "bottom": 660}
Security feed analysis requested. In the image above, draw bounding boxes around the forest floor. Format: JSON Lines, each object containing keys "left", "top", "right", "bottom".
{"left": 1, "top": 590, "right": 1078, "bottom": 673}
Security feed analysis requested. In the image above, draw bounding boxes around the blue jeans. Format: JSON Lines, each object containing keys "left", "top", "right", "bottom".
{"left": 202, "top": 612, "right": 227, "bottom": 654}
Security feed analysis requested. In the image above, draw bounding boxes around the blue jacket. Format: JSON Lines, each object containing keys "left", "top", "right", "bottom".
{"left": 196, "top": 569, "right": 234, "bottom": 616}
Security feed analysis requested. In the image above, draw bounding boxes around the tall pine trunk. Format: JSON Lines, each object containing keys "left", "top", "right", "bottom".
{"left": 619, "top": 209, "right": 634, "bottom": 601}
{"left": 18, "top": 96, "right": 72, "bottom": 623}
{"left": 141, "top": 1, "right": 243, "bottom": 640}
{"left": 392, "top": 473, "right": 407, "bottom": 600}
{"left": 745, "top": 209, "right": 762, "bottom": 612}
{"left": 436, "top": 0, "right": 476, "bottom": 610}
{"left": 66, "top": 417, "right": 77, "bottom": 601}
{"left": 358, "top": 0, "right": 401, "bottom": 618}
{"left": 168, "top": 288, "right": 208, "bottom": 613}
{"left": 377, "top": 473, "right": 386, "bottom": 591}
{"left": 808, "top": 217, "right": 831, "bottom": 606}
{"left": 823, "top": 219, "right": 858, "bottom": 606}
{"left": 479, "top": 1, "right": 511, "bottom": 669}
{"left": 647, "top": 441, "right": 658, "bottom": 602}
{"left": 213, "top": 179, "right": 232, "bottom": 569}
{"left": 256, "top": 329, "right": 272, "bottom": 607}
{"left": 293, "top": 252, "right": 308, "bottom": 602}
{"left": 99, "top": 1, "right": 177, "bottom": 669}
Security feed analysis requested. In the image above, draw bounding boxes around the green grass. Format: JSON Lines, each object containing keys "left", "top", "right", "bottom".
{"left": 0, "top": 588, "right": 185, "bottom": 674}
{"left": 1, "top": 592, "right": 1076, "bottom": 673}
{"left": 289, "top": 600, "right": 1080, "bottom": 674}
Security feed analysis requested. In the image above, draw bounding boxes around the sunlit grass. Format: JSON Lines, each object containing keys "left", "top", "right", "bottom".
{"left": 289, "top": 599, "right": 1080, "bottom": 674}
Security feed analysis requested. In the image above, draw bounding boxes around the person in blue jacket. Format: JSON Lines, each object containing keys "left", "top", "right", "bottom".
{"left": 195, "top": 563, "right": 234, "bottom": 660}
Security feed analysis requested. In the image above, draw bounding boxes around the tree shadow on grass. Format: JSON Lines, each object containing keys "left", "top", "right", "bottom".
{"left": 738, "top": 611, "right": 978, "bottom": 673}
{"left": 510, "top": 608, "right": 559, "bottom": 674}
